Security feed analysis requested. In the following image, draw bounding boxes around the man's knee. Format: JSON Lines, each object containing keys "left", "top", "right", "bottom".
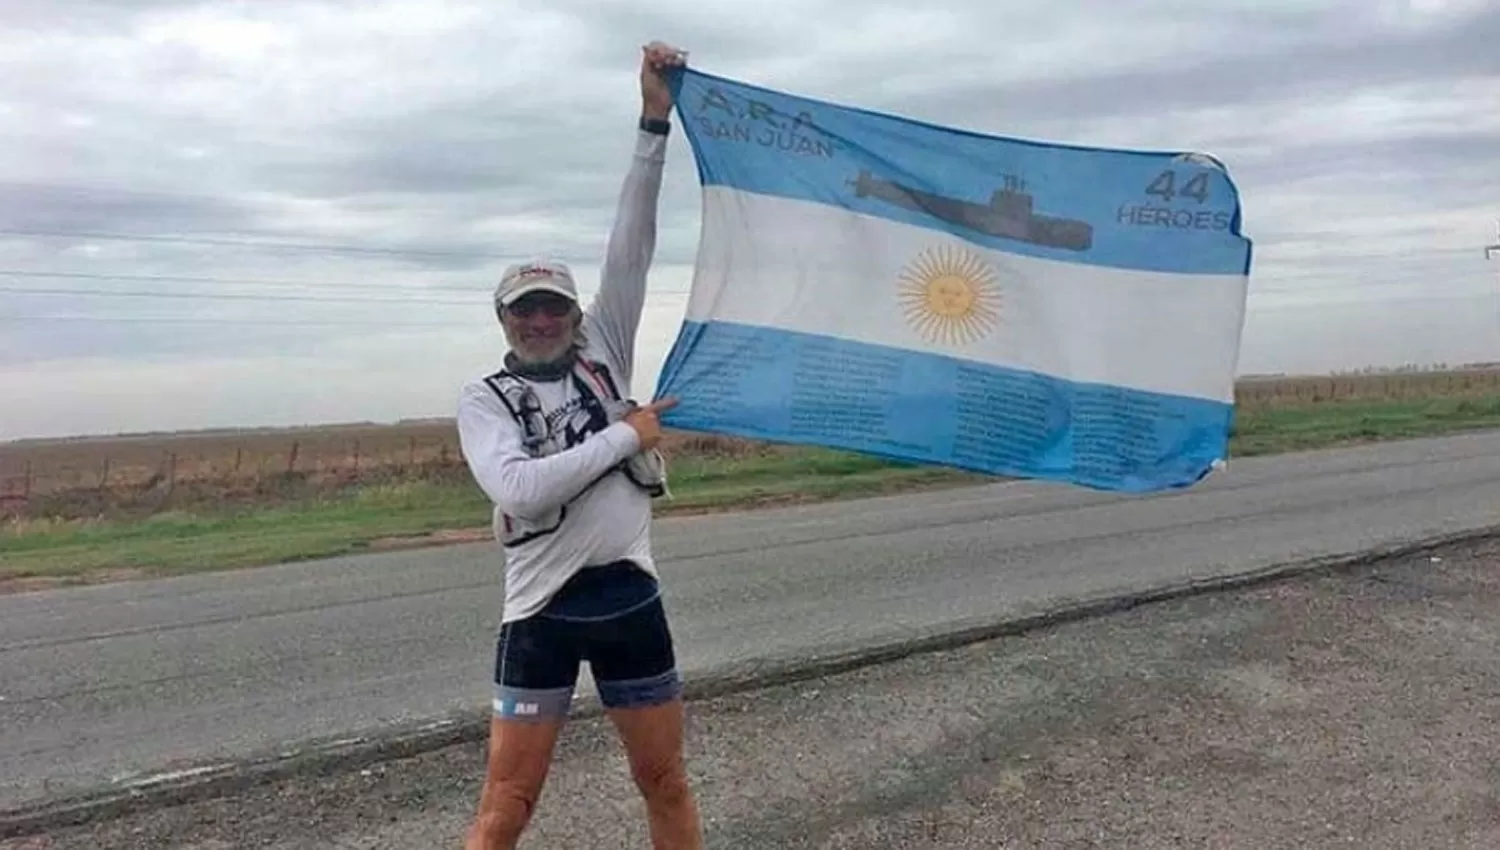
{"left": 473, "top": 778, "right": 543, "bottom": 843}
{"left": 631, "top": 751, "right": 693, "bottom": 804}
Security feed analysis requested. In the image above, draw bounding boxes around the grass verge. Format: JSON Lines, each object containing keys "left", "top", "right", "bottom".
{"left": 1229, "top": 394, "right": 1500, "bottom": 456}
{"left": 0, "top": 449, "right": 977, "bottom": 585}
{"left": 5, "top": 394, "right": 1500, "bottom": 586}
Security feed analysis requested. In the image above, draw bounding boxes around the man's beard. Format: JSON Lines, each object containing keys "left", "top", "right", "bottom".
{"left": 513, "top": 338, "right": 572, "bottom": 364}
{"left": 506, "top": 335, "right": 578, "bottom": 379}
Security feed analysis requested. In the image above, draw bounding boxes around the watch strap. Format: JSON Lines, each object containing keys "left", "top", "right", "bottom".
{"left": 639, "top": 115, "right": 671, "bottom": 136}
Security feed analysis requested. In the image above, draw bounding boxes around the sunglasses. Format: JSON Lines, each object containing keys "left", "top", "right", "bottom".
{"left": 505, "top": 293, "right": 574, "bottom": 318}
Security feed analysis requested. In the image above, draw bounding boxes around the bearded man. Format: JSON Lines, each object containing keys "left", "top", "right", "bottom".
{"left": 455, "top": 40, "right": 701, "bottom": 850}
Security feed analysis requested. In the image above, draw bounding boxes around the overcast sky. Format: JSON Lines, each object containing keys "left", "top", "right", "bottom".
{"left": 1, "top": 0, "right": 1497, "bottom": 440}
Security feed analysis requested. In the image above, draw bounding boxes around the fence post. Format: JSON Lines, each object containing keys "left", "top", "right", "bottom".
{"left": 23, "top": 461, "right": 31, "bottom": 500}
{"left": 287, "top": 441, "right": 300, "bottom": 474}
{"left": 168, "top": 452, "right": 178, "bottom": 493}
{"left": 99, "top": 457, "right": 111, "bottom": 490}
{"left": 352, "top": 439, "right": 361, "bottom": 473}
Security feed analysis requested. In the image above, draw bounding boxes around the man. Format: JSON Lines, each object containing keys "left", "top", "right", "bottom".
{"left": 455, "top": 42, "right": 701, "bottom": 850}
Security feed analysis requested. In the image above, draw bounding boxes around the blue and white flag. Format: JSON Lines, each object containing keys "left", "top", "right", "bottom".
{"left": 653, "top": 67, "right": 1254, "bottom": 493}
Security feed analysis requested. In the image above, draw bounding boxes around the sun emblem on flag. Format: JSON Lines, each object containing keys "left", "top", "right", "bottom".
{"left": 896, "top": 243, "right": 1001, "bottom": 346}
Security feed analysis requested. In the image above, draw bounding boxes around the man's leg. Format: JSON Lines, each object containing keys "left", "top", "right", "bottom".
{"left": 586, "top": 595, "right": 702, "bottom": 850}
{"left": 467, "top": 715, "right": 563, "bottom": 850}
{"left": 608, "top": 697, "right": 700, "bottom": 850}
{"left": 466, "top": 619, "right": 580, "bottom": 850}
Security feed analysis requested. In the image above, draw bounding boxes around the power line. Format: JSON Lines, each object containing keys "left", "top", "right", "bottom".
{"left": 0, "top": 269, "right": 487, "bottom": 294}
{"left": 0, "top": 285, "right": 478, "bottom": 306}
{"left": 1247, "top": 291, "right": 1498, "bottom": 309}
{"left": 2, "top": 291, "right": 1493, "bottom": 331}
{"left": 0, "top": 314, "right": 472, "bottom": 328}
{"left": 0, "top": 227, "right": 557, "bottom": 260}
{"left": 0, "top": 223, "right": 1469, "bottom": 272}
{"left": 0, "top": 178, "right": 296, "bottom": 207}
{"left": 1252, "top": 279, "right": 1499, "bottom": 296}
{"left": 8, "top": 278, "right": 1479, "bottom": 305}
{"left": 0, "top": 261, "right": 1482, "bottom": 301}
{"left": 0, "top": 278, "right": 685, "bottom": 305}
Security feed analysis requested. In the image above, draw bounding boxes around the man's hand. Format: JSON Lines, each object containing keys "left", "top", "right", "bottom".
{"left": 640, "top": 40, "right": 685, "bottom": 121}
{"left": 622, "top": 397, "right": 678, "bottom": 450}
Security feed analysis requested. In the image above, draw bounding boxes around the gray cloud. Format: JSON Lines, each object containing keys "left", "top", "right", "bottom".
{"left": 0, "top": 180, "right": 262, "bottom": 236}
{"left": 4, "top": 0, "right": 203, "bottom": 32}
{"left": 896, "top": 6, "right": 1499, "bottom": 124}
{"left": 1, "top": 0, "right": 1498, "bottom": 439}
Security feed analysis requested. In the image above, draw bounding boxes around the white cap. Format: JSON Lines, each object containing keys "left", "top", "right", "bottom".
{"left": 493, "top": 259, "right": 578, "bottom": 309}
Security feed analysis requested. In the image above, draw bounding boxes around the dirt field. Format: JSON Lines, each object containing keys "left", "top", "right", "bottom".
{"left": 4, "top": 366, "right": 1498, "bottom": 519}
{"left": 1235, "top": 365, "right": 1500, "bottom": 409}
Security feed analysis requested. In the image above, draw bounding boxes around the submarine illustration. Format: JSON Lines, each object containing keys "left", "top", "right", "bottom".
{"left": 848, "top": 169, "right": 1093, "bottom": 252}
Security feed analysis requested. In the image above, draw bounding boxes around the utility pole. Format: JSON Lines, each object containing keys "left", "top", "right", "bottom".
{"left": 1489, "top": 221, "right": 1499, "bottom": 357}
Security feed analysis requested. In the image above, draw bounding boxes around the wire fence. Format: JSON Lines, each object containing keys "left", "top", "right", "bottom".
{"left": 0, "top": 432, "right": 472, "bottom": 520}
{"left": 4, "top": 435, "right": 454, "bottom": 489}
{"left": 1235, "top": 369, "right": 1500, "bottom": 409}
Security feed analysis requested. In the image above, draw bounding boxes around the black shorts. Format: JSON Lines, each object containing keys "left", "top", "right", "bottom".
{"left": 493, "top": 560, "right": 682, "bottom": 721}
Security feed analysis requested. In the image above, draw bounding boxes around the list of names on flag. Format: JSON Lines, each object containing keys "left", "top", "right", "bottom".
{"left": 665, "top": 325, "right": 776, "bottom": 422}
{"left": 788, "top": 340, "right": 921, "bottom": 452}
{"left": 1070, "top": 391, "right": 1175, "bottom": 477}
{"left": 661, "top": 324, "right": 1217, "bottom": 487}
{"left": 950, "top": 365, "right": 1057, "bottom": 469}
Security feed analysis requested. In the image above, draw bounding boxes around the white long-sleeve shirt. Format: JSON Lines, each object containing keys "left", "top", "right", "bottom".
{"left": 457, "top": 128, "right": 667, "bottom": 624}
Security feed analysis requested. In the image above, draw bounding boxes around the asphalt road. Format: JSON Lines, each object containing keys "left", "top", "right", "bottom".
{"left": 17, "top": 533, "right": 1500, "bottom": 849}
{"left": 4, "top": 432, "right": 1500, "bottom": 815}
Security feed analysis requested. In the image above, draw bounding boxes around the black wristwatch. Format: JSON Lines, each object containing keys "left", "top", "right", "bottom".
{"left": 639, "top": 115, "right": 671, "bottom": 136}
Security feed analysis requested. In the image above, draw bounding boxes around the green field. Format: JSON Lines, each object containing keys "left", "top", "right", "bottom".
{"left": 5, "top": 391, "right": 1500, "bottom": 589}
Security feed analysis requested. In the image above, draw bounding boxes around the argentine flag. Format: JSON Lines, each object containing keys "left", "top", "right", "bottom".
{"left": 654, "top": 66, "right": 1254, "bottom": 493}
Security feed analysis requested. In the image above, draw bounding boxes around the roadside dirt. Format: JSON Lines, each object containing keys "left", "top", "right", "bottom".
{"left": 0, "top": 568, "right": 151, "bottom": 595}
{"left": 7, "top": 537, "right": 1500, "bottom": 849}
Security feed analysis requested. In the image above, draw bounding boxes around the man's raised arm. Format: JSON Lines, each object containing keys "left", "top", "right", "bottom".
{"left": 583, "top": 42, "right": 685, "bottom": 387}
